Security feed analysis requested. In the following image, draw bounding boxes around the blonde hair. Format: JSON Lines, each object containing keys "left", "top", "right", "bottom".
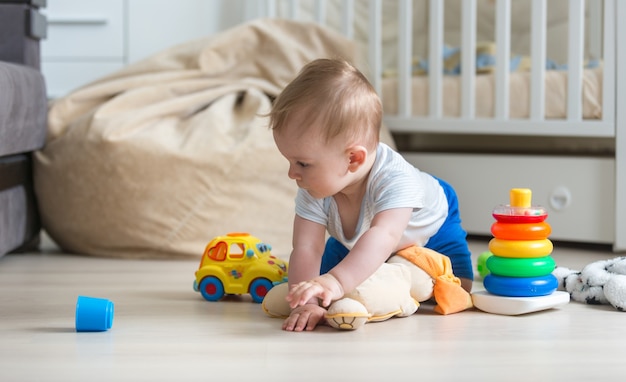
{"left": 269, "top": 58, "right": 382, "bottom": 150}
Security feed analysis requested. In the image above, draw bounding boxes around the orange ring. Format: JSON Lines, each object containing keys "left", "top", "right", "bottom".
{"left": 488, "top": 238, "right": 553, "bottom": 258}
{"left": 491, "top": 222, "right": 551, "bottom": 240}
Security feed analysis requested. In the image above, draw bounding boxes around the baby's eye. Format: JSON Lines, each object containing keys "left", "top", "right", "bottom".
{"left": 296, "top": 161, "right": 309, "bottom": 168}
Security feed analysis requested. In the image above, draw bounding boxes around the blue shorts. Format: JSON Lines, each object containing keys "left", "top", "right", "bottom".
{"left": 320, "top": 177, "right": 474, "bottom": 280}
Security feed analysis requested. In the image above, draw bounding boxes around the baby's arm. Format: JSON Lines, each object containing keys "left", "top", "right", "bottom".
{"left": 288, "top": 207, "right": 413, "bottom": 308}
{"left": 282, "top": 215, "right": 328, "bottom": 331}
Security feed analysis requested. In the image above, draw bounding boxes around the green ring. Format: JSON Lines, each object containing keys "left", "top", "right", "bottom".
{"left": 486, "top": 255, "right": 556, "bottom": 277}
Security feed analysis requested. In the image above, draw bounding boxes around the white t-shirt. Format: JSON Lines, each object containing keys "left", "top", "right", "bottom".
{"left": 295, "top": 142, "right": 448, "bottom": 250}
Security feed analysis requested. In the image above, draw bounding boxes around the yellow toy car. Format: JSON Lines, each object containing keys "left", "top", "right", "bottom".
{"left": 193, "top": 232, "right": 288, "bottom": 303}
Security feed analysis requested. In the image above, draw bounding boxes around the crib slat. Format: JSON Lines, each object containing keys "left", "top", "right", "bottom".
{"left": 369, "top": 0, "right": 382, "bottom": 96}
{"left": 428, "top": 0, "right": 443, "bottom": 119}
{"left": 614, "top": 0, "right": 626, "bottom": 250}
{"left": 602, "top": 0, "right": 615, "bottom": 126}
{"left": 495, "top": 0, "right": 511, "bottom": 120}
{"left": 567, "top": 0, "right": 585, "bottom": 121}
{"left": 530, "top": 0, "right": 546, "bottom": 121}
{"left": 461, "top": 0, "right": 476, "bottom": 119}
{"left": 341, "top": 0, "right": 354, "bottom": 39}
{"left": 398, "top": 0, "right": 413, "bottom": 117}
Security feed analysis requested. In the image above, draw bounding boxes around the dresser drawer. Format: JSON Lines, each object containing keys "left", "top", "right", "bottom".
{"left": 41, "top": 0, "right": 125, "bottom": 59}
{"left": 402, "top": 153, "right": 615, "bottom": 245}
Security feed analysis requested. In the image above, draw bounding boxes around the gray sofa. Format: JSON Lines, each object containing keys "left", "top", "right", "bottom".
{"left": 0, "top": 0, "right": 48, "bottom": 257}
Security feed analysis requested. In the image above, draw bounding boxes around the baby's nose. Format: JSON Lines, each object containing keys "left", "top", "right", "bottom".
{"left": 288, "top": 165, "right": 300, "bottom": 180}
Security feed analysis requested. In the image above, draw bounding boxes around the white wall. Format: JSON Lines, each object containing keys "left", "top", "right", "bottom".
{"left": 126, "top": 0, "right": 248, "bottom": 63}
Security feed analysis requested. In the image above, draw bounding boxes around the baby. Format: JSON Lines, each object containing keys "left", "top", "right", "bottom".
{"left": 268, "top": 58, "right": 473, "bottom": 331}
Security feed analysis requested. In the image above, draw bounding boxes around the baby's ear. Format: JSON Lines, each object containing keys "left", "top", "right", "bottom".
{"left": 347, "top": 145, "right": 368, "bottom": 171}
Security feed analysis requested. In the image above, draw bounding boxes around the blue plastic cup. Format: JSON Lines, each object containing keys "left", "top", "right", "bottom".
{"left": 75, "top": 296, "right": 114, "bottom": 332}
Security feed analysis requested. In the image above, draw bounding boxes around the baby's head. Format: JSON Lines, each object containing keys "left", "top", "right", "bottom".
{"left": 269, "top": 58, "right": 382, "bottom": 151}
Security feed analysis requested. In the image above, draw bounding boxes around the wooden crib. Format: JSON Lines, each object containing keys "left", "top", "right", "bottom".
{"left": 252, "top": 0, "right": 625, "bottom": 251}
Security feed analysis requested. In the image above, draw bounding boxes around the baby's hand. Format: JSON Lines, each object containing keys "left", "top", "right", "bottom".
{"left": 282, "top": 304, "right": 327, "bottom": 332}
{"left": 286, "top": 273, "right": 344, "bottom": 308}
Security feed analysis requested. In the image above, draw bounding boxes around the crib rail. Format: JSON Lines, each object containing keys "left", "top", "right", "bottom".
{"left": 256, "top": 0, "right": 616, "bottom": 139}
{"left": 387, "top": 0, "right": 615, "bottom": 138}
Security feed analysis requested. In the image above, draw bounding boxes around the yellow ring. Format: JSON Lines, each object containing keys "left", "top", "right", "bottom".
{"left": 488, "top": 238, "right": 553, "bottom": 258}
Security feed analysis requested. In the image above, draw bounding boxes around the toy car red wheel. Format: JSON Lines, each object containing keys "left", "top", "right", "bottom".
{"left": 249, "top": 278, "right": 274, "bottom": 303}
{"left": 199, "top": 276, "right": 225, "bottom": 302}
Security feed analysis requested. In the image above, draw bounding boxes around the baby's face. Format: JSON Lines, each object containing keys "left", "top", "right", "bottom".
{"left": 273, "top": 120, "right": 352, "bottom": 199}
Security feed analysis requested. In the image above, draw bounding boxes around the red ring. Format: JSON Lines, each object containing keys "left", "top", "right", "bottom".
{"left": 492, "top": 213, "right": 547, "bottom": 223}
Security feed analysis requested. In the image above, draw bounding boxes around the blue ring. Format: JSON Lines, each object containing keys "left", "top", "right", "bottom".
{"left": 483, "top": 274, "right": 558, "bottom": 297}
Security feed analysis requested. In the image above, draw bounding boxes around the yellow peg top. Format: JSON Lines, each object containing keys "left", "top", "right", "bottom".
{"left": 510, "top": 188, "right": 532, "bottom": 208}
{"left": 493, "top": 188, "right": 546, "bottom": 221}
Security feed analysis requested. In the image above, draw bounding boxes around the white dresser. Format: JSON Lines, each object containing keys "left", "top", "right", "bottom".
{"left": 41, "top": 0, "right": 245, "bottom": 98}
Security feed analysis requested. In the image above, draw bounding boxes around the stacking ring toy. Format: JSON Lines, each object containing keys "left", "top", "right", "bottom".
{"left": 488, "top": 238, "right": 553, "bottom": 258}
{"left": 476, "top": 251, "right": 494, "bottom": 278}
{"left": 492, "top": 189, "right": 548, "bottom": 223}
{"left": 492, "top": 212, "right": 547, "bottom": 224}
{"left": 486, "top": 255, "right": 556, "bottom": 277}
{"left": 491, "top": 221, "right": 551, "bottom": 240}
{"left": 483, "top": 274, "right": 558, "bottom": 297}
{"left": 492, "top": 203, "right": 548, "bottom": 224}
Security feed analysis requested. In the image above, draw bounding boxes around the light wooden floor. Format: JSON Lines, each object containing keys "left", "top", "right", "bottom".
{"left": 1, "top": 233, "right": 624, "bottom": 381}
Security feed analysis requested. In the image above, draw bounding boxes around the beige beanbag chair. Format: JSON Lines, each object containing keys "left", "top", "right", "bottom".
{"left": 34, "top": 18, "right": 394, "bottom": 259}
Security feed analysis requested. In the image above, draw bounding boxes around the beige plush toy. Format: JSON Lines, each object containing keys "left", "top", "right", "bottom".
{"left": 262, "top": 246, "right": 474, "bottom": 330}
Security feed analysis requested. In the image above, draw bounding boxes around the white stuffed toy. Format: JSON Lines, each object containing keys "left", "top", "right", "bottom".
{"left": 553, "top": 256, "right": 626, "bottom": 311}
{"left": 263, "top": 262, "right": 420, "bottom": 330}
{"left": 262, "top": 246, "right": 474, "bottom": 330}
